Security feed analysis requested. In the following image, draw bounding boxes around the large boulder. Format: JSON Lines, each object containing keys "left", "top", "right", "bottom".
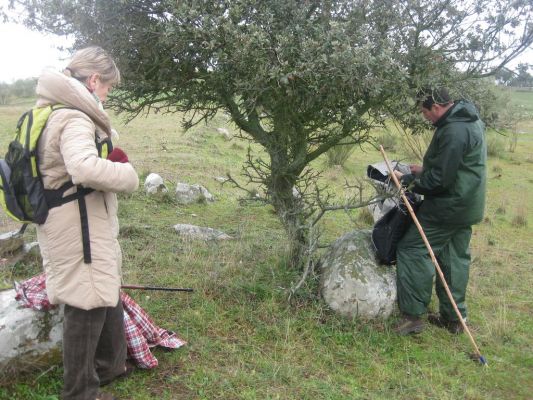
{"left": 0, "top": 289, "right": 63, "bottom": 375}
{"left": 320, "top": 230, "right": 397, "bottom": 319}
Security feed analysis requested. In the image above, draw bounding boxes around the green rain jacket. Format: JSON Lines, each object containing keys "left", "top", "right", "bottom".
{"left": 407, "top": 100, "right": 487, "bottom": 226}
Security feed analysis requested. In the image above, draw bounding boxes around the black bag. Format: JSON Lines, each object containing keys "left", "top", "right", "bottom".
{"left": 367, "top": 161, "right": 409, "bottom": 184}
{"left": 371, "top": 193, "right": 421, "bottom": 265}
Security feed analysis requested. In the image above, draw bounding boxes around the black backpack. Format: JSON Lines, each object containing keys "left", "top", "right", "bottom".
{"left": 371, "top": 192, "right": 421, "bottom": 265}
{"left": 0, "top": 104, "right": 112, "bottom": 262}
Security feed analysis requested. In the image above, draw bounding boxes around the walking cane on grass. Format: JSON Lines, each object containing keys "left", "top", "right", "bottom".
{"left": 379, "top": 145, "right": 488, "bottom": 366}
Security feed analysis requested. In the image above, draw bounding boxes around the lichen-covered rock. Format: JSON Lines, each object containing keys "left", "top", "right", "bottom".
{"left": 173, "top": 224, "right": 233, "bottom": 240}
{"left": 0, "top": 289, "right": 63, "bottom": 374}
{"left": 320, "top": 230, "right": 397, "bottom": 319}
{"left": 175, "top": 183, "right": 214, "bottom": 204}
{"left": 0, "top": 230, "right": 24, "bottom": 257}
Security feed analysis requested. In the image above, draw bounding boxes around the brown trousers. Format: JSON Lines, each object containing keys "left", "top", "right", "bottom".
{"left": 61, "top": 299, "right": 127, "bottom": 400}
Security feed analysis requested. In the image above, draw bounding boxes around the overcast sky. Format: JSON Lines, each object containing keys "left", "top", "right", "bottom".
{"left": 0, "top": 12, "right": 531, "bottom": 84}
{"left": 0, "top": 21, "right": 73, "bottom": 83}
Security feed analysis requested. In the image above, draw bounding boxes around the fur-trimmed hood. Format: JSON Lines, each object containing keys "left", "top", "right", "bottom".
{"left": 36, "top": 68, "right": 112, "bottom": 137}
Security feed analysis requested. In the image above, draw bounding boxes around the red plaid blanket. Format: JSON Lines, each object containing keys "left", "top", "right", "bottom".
{"left": 14, "top": 273, "right": 187, "bottom": 369}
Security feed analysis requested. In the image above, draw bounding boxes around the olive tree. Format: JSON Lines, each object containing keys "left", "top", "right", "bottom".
{"left": 9, "top": 0, "right": 533, "bottom": 268}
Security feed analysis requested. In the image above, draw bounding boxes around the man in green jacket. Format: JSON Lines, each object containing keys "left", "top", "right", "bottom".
{"left": 392, "top": 87, "right": 487, "bottom": 335}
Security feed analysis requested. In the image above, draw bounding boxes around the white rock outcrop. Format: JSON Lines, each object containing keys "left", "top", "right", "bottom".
{"left": 144, "top": 173, "right": 169, "bottom": 194}
{"left": 0, "top": 289, "right": 63, "bottom": 373}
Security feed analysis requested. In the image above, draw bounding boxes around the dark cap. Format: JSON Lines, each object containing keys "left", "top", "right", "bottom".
{"left": 417, "top": 87, "right": 452, "bottom": 109}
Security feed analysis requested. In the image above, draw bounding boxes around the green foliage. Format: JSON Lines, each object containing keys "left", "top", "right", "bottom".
{"left": 356, "top": 207, "right": 374, "bottom": 226}
{"left": 375, "top": 129, "right": 398, "bottom": 152}
{"left": 0, "top": 83, "right": 9, "bottom": 105}
{"left": 509, "top": 88, "right": 533, "bottom": 112}
{"left": 11, "top": 0, "right": 533, "bottom": 267}
{"left": 511, "top": 208, "right": 528, "bottom": 227}
{"left": 399, "top": 130, "right": 433, "bottom": 163}
{"left": 496, "top": 63, "right": 533, "bottom": 87}
{"left": 486, "top": 132, "right": 506, "bottom": 157}
{"left": 325, "top": 138, "right": 357, "bottom": 167}
{"left": 456, "top": 78, "right": 509, "bottom": 129}
{"left": 0, "top": 78, "right": 37, "bottom": 105}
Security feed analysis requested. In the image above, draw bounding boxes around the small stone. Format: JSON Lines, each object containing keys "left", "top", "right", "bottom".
{"left": 144, "top": 173, "right": 168, "bottom": 194}
{"left": 216, "top": 128, "right": 232, "bottom": 141}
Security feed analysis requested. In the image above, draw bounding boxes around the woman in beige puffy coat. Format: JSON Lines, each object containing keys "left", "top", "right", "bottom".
{"left": 35, "top": 47, "right": 138, "bottom": 400}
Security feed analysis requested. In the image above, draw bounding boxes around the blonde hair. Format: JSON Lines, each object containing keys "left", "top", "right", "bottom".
{"left": 64, "top": 46, "right": 120, "bottom": 86}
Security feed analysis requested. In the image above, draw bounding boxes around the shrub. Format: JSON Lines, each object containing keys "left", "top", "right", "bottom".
{"left": 511, "top": 208, "right": 528, "bottom": 228}
{"left": 495, "top": 205, "right": 506, "bottom": 215}
{"left": 400, "top": 130, "right": 432, "bottom": 163}
{"left": 325, "top": 138, "right": 356, "bottom": 167}
{"left": 356, "top": 207, "right": 375, "bottom": 226}
{"left": 376, "top": 130, "right": 398, "bottom": 152}
{"left": 486, "top": 133, "right": 506, "bottom": 157}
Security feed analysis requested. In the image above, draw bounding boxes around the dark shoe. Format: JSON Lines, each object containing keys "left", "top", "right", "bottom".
{"left": 427, "top": 313, "right": 464, "bottom": 334}
{"left": 95, "top": 392, "right": 117, "bottom": 400}
{"left": 393, "top": 314, "right": 425, "bottom": 335}
{"left": 99, "top": 361, "right": 136, "bottom": 386}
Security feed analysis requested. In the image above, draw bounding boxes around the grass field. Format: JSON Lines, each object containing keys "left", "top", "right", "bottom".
{"left": 507, "top": 88, "right": 533, "bottom": 112}
{"left": 0, "top": 91, "right": 532, "bottom": 399}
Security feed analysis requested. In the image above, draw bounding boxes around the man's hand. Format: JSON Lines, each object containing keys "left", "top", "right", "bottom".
{"left": 410, "top": 164, "right": 422, "bottom": 175}
{"left": 393, "top": 170, "right": 404, "bottom": 179}
{"left": 392, "top": 170, "right": 416, "bottom": 189}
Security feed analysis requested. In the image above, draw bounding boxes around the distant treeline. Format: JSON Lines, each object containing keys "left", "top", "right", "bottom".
{"left": 496, "top": 63, "right": 533, "bottom": 88}
{"left": 0, "top": 78, "right": 37, "bottom": 105}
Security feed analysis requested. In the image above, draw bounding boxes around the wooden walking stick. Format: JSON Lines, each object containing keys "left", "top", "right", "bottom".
{"left": 380, "top": 146, "right": 487, "bottom": 366}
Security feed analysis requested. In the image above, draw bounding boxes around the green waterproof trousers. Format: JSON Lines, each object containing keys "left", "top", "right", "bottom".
{"left": 396, "top": 222, "right": 472, "bottom": 321}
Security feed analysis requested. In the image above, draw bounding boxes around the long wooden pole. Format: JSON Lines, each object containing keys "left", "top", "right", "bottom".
{"left": 380, "top": 146, "right": 487, "bottom": 366}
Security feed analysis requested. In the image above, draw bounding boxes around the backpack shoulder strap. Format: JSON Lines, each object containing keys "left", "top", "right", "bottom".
{"left": 16, "top": 105, "right": 71, "bottom": 178}
{"left": 97, "top": 137, "right": 113, "bottom": 159}
{"left": 45, "top": 104, "right": 113, "bottom": 159}
{"left": 37, "top": 104, "right": 111, "bottom": 264}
